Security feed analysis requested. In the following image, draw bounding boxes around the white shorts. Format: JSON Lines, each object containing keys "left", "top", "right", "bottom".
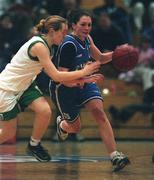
{"left": 0, "top": 89, "right": 23, "bottom": 112}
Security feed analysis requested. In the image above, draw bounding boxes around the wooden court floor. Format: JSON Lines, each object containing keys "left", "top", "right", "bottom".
{"left": 0, "top": 140, "right": 154, "bottom": 180}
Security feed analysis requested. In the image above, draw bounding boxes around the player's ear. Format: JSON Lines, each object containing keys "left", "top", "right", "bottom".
{"left": 72, "top": 23, "right": 76, "bottom": 29}
{"left": 49, "top": 28, "right": 54, "bottom": 35}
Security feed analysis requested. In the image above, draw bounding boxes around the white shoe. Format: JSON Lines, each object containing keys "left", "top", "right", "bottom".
{"left": 111, "top": 152, "right": 130, "bottom": 172}
{"left": 56, "top": 116, "right": 68, "bottom": 141}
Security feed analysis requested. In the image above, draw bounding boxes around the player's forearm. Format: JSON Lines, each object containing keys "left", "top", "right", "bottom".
{"left": 43, "top": 60, "right": 86, "bottom": 82}
{"left": 47, "top": 69, "right": 85, "bottom": 82}
{"left": 99, "top": 52, "right": 113, "bottom": 64}
{"left": 44, "top": 59, "right": 100, "bottom": 82}
{"left": 61, "top": 78, "right": 84, "bottom": 84}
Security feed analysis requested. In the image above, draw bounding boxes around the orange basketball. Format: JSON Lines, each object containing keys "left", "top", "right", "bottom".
{"left": 112, "top": 45, "right": 139, "bottom": 71}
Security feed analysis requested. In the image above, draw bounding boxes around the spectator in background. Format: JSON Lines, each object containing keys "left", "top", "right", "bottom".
{"left": 42, "top": 0, "right": 63, "bottom": 15}
{"left": 59, "top": 0, "right": 81, "bottom": 19}
{"left": 130, "top": 2, "right": 145, "bottom": 33}
{"left": 142, "top": 2, "right": 154, "bottom": 49}
{"left": 93, "top": 0, "right": 132, "bottom": 43}
{"left": 148, "top": 2, "right": 154, "bottom": 24}
{"left": 129, "top": 1, "right": 148, "bottom": 47}
{"left": 109, "top": 62, "right": 154, "bottom": 124}
{"left": 0, "top": 0, "right": 12, "bottom": 15}
{"left": 91, "top": 12, "right": 125, "bottom": 51}
{"left": 0, "top": 3, "right": 33, "bottom": 72}
{"left": 119, "top": 35, "right": 154, "bottom": 83}
{"left": 130, "top": 0, "right": 154, "bottom": 28}
{"left": 90, "top": 12, "right": 125, "bottom": 78}
{"left": 0, "top": 12, "right": 14, "bottom": 71}
{"left": 129, "top": 1, "right": 154, "bottom": 47}
{"left": 13, "top": 0, "right": 50, "bottom": 24}
{"left": 130, "top": 0, "right": 152, "bottom": 9}
{"left": 137, "top": 35, "right": 154, "bottom": 66}
{"left": 7, "top": 3, "right": 33, "bottom": 39}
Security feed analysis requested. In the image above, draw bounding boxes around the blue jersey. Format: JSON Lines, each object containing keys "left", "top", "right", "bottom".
{"left": 55, "top": 34, "right": 91, "bottom": 71}
{"left": 49, "top": 34, "right": 103, "bottom": 122}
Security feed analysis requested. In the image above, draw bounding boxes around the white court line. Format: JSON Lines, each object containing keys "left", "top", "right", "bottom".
{"left": 0, "top": 154, "right": 110, "bottom": 163}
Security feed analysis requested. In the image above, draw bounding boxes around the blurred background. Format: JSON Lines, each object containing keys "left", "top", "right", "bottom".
{"left": 0, "top": 0, "right": 154, "bottom": 142}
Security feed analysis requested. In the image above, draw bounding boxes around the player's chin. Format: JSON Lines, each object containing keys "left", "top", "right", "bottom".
{"left": 82, "top": 33, "right": 89, "bottom": 38}
{"left": 54, "top": 38, "right": 63, "bottom": 45}
{"left": 54, "top": 42, "right": 60, "bottom": 45}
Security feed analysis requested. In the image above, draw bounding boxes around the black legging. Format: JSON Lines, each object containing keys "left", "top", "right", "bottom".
{"left": 119, "top": 103, "right": 154, "bottom": 121}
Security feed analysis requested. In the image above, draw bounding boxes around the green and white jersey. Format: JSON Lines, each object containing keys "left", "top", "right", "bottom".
{"left": 0, "top": 36, "right": 51, "bottom": 92}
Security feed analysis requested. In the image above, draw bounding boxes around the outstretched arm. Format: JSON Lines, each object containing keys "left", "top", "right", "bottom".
{"left": 61, "top": 73, "right": 104, "bottom": 87}
{"left": 31, "top": 42, "right": 100, "bottom": 82}
{"left": 88, "top": 35, "right": 113, "bottom": 64}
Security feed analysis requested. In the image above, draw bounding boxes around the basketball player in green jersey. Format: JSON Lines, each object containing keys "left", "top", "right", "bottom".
{"left": 0, "top": 15, "right": 100, "bottom": 162}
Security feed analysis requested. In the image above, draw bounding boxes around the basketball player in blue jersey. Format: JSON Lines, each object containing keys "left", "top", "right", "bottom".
{"left": 49, "top": 10, "right": 130, "bottom": 172}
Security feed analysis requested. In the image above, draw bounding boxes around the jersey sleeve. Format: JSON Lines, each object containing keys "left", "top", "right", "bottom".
{"left": 59, "top": 42, "right": 76, "bottom": 69}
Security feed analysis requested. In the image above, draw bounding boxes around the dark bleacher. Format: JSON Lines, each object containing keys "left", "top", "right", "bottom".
{"left": 17, "top": 79, "right": 154, "bottom": 140}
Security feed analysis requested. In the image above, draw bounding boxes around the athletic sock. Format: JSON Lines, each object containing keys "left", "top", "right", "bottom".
{"left": 60, "top": 121, "right": 67, "bottom": 133}
{"left": 110, "top": 151, "right": 119, "bottom": 159}
{"left": 30, "top": 137, "right": 40, "bottom": 146}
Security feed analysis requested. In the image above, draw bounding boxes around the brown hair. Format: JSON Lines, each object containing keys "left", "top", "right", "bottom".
{"left": 32, "top": 15, "right": 67, "bottom": 35}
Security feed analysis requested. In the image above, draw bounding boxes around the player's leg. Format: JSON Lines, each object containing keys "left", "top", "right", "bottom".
{"left": 0, "top": 90, "right": 19, "bottom": 144}
{"left": 56, "top": 95, "right": 81, "bottom": 141}
{"left": 50, "top": 83, "right": 81, "bottom": 141}
{"left": 28, "top": 97, "right": 51, "bottom": 141}
{"left": 19, "top": 82, "right": 51, "bottom": 162}
{"left": 85, "top": 99, "right": 130, "bottom": 171}
{"left": 27, "top": 96, "right": 51, "bottom": 162}
{"left": 85, "top": 99, "right": 116, "bottom": 153}
{"left": 56, "top": 115, "right": 81, "bottom": 141}
{"left": 0, "top": 118, "right": 17, "bottom": 144}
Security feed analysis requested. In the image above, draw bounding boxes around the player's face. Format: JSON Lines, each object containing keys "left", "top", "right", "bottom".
{"left": 72, "top": 16, "right": 92, "bottom": 41}
{"left": 53, "top": 23, "right": 68, "bottom": 45}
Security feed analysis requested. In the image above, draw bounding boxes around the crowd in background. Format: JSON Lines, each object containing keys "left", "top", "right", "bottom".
{"left": 0, "top": 0, "right": 154, "bottom": 96}
{"left": 0, "top": 0, "right": 154, "bottom": 141}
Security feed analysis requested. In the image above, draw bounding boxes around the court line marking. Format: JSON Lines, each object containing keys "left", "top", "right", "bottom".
{"left": 0, "top": 154, "right": 110, "bottom": 163}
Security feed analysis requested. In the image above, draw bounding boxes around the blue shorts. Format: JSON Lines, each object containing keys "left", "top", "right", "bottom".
{"left": 49, "top": 82, "right": 103, "bottom": 122}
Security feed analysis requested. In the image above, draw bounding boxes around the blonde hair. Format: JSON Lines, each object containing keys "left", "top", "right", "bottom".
{"left": 32, "top": 15, "right": 67, "bottom": 35}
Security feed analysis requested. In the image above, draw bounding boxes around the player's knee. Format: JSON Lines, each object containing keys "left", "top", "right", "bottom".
{"left": 1, "top": 126, "right": 16, "bottom": 141}
{"left": 36, "top": 103, "right": 51, "bottom": 119}
{"left": 91, "top": 108, "right": 106, "bottom": 123}
{"left": 91, "top": 107, "right": 103, "bottom": 117}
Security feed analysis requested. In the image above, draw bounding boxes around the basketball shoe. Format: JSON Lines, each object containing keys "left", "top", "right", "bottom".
{"left": 111, "top": 151, "right": 130, "bottom": 172}
{"left": 56, "top": 116, "right": 68, "bottom": 141}
{"left": 27, "top": 143, "right": 51, "bottom": 162}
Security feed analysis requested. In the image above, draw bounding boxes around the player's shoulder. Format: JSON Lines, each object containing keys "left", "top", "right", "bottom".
{"left": 60, "top": 35, "right": 77, "bottom": 50}
{"left": 29, "top": 36, "right": 45, "bottom": 42}
{"left": 26, "top": 36, "right": 47, "bottom": 48}
{"left": 63, "top": 34, "right": 76, "bottom": 43}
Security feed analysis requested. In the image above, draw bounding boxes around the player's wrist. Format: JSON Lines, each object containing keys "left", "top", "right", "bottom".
{"left": 80, "top": 69, "right": 86, "bottom": 77}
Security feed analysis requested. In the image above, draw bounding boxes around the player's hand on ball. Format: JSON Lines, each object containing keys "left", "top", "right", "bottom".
{"left": 112, "top": 44, "right": 139, "bottom": 71}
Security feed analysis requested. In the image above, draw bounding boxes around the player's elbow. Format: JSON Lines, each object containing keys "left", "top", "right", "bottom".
{"left": 51, "top": 74, "right": 61, "bottom": 82}
{"left": 51, "top": 72, "right": 65, "bottom": 82}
